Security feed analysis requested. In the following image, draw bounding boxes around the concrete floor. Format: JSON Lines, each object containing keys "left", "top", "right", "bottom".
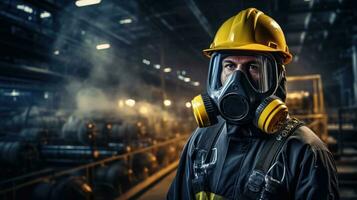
{"left": 137, "top": 171, "right": 176, "bottom": 200}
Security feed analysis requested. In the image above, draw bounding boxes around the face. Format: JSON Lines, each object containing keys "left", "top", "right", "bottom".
{"left": 221, "top": 55, "right": 262, "bottom": 86}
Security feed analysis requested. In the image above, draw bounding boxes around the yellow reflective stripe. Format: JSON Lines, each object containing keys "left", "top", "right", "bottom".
{"left": 195, "top": 191, "right": 207, "bottom": 200}
{"left": 195, "top": 191, "right": 225, "bottom": 200}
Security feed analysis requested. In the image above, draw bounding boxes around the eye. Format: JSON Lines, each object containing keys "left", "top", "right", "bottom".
{"left": 224, "top": 63, "right": 236, "bottom": 71}
{"left": 248, "top": 63, "right": 259, "bottom": 73}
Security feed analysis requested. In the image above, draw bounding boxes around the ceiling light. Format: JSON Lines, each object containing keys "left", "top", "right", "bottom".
{"left": 300, "top": 32, "right": 306, "bottom": 43}
{"left": 192, "top": 81, "right": 200, "bottom": 86}
{"left": 44, "top": 92, "right": 49, "bottom": 99}
{"left": 16, "top": 5, "right": 33, "bottom": 14}
{"left": 40, "top": 11, "right": 51, "bottom": 18}
{"left": 53, "top": 50, "right": 60, "bottom": 55}
{"left": 75, "top": 0, "right": 101, "bottom": 7}
{"left": 178, "top": 75, "right": 184, "bottom": 80}
{"left": 163, "top": 99, "right": 172, "bottom": 107}
{"left": 96, "top": 43, "right": 110, "bottom": 50}
{"left": 304, "top": 13, "right": 312, "bottom": 29}
{"left": 154, "top": 64, "right": 161, "bottom": 69}
{"left": 142, "top": 59, "right": 151, "bottom": 65}
{"left": 294, "top": 56, "right": 299, "bottom": 62}
{"left": 185, "top": 102, "right": 192, "bottom": 108}
{"left": 329, "top": 12, "right": 336, "bottom": 24}
{"left": 125, "top": 99, "right": 136, "bottom": 107}
{"left": 5, "top": 90, "right": 20, "bottom": 97}
{"left": 119, "top": 18, "right": 133, "bottom": 24}
{"left": 163, "top": 67, "right": 172, "bottom": 73}
{"left": 184, "top": 77, "right": 191, "bottom": 82}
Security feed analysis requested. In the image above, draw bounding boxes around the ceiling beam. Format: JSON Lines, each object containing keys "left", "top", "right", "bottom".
{"left": 184, "top": 0, "right": 213, "bottom": 38}
{"left": 24, "top": 0, "right": 131, "bottom": 46}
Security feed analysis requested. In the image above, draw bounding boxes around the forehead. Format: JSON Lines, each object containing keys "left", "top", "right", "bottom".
{"left": 222, "top": 55, "right": 257, "bottom": 63}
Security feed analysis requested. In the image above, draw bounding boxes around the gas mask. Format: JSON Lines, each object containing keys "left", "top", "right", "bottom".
{"left": 191, "top": 52, "right": 288, "bottom": 134}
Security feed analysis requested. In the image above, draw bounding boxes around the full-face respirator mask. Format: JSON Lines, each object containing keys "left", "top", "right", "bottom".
{"left": 191, "top": 52, "right": 288, "bottom": 134}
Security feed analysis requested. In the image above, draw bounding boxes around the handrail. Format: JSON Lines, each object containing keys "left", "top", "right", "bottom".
{"left": 0, "top": 135, "right": 188, "bottom": 195}
{"left": 287, "top": 74, "right": 321, "bottom": 81}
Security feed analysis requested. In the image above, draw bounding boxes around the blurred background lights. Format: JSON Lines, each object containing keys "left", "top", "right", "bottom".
{"left": 163, "top": 99, "right": 171, "bottom": 107}
{"left": 96, "top": 43, "right": 111, "bottom": 50}
{"left": 125, "top": 99, "right": 136, "bottom": 107}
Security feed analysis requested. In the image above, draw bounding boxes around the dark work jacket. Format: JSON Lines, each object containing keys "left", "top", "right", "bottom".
{"left": 167, "top": 122, "right": 339, "bottom": 200}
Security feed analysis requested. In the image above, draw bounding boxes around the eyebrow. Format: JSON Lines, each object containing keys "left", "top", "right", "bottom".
{"left": 222, "top": 60, "right": 235, "bottom": 64}
{"left": 222, "top": 60, "right": 259, "bottom": 65}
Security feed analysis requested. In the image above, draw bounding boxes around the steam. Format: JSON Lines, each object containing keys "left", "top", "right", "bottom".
{"left": 50, "top": 5, "right": 193, "bottom": 136}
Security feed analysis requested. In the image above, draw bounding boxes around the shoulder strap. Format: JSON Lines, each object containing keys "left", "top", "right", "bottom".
{"left": 191, "top": 118, "right": 225, "bottom": 195}
{"left": 196, "top": 117, "right": 225, "bottom": 162}
{"left": 255, "top": 118, "right": 304, "bottom": 173}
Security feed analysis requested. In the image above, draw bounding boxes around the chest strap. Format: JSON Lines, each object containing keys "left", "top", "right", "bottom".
{"left": 245, "top": 118, "right": 304, "bottom": 199}
{"left": 192, "top": 117, "right": 225, "bottom": 195}
{"left": 255, "top": 118, "right": 304, "bottom": 173}
{"left": 196, "top": 117, "right": 225, "bottom": 162}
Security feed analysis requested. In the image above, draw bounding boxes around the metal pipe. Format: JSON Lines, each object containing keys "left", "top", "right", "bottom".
{"left": 40, "top": 145, "right": 127, "bottom": 160}
{"left": 0, "top": 136, "right": 187, "bottom": 194}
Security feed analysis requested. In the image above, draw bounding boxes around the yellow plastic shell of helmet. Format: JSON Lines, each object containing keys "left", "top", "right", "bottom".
{"left": 203, "top": 8, "right": 292, "bottom": 64}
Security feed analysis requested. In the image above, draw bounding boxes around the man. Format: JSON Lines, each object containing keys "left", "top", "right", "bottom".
{"left": 167, "top": 8, "right": 339, "bottom": 200}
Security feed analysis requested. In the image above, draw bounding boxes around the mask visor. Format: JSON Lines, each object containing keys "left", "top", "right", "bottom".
{"left": 208, "top": 52, "right": 278, "bottom": 94}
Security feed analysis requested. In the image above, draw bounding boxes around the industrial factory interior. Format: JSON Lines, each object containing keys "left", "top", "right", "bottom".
{"left": 0, "top": 0, "right": 356, "bottom": 199}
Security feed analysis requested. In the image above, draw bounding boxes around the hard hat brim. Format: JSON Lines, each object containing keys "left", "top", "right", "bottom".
{"left": 203, "top": 43, "right": 292, "bottom": 64}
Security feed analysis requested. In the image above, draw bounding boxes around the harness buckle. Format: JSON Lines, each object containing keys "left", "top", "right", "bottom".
{"left": 193, "top": 148, "right": 218, "bottom": 179}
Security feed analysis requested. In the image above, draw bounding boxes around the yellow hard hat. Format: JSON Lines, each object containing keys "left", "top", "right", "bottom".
{"left": 203, "top": 8, "right": 292, "bottom": 64}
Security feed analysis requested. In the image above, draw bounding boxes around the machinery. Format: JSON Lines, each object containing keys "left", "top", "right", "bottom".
{"left": 0, "top": 106, "right": 187, "bottom": 200}
{"left": 286, "top": 74, "right": 330, "bottom": 143}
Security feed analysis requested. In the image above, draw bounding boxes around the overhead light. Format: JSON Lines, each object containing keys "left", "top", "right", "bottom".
{"left": 178, "top": 75, "right": 184, "bottom": 80}
{"left": 294, "top": 56, "right": 299, "bottom": 62}
{"left": 163, "top": 67, "right": 172, "bottom": 73}
{"left": 323, "top": 30, "right": 329, "bottom": 39}
{"left": 192, "top": 81, "right": 200, "bottom": 86}
{"left": 40, "top": 11, "right": 51, "bottom": 18}
{"left": 154, "top": 64, "right": 161, "bottom": 69}
{"left": 163, "top": 99, "right": 172, "bottom": 107}
{"left": 96, "top": 43, "right": 110, "bottom": 50}
{"left": 142, "top": 59, "right": 151, "bottom": 65}
{"left": 17, "top": 5, "right": 33, "bottom": 14}
{"left": 304, "top": 13, "right": 312, "bottom": 29}
{"left": 185, "top": 102, "right": 192, "bottom": 108}
{"left": 44, "top": 92, "right": 49, "bottom": 99}
{"left": 10, "top": 90, "right": 20, "bottom": 97}
{"left": 75, "top": 0, "right": 101, "bottom": 7}
{"left": 119, "top": 18, "right": 133, "bottom": 24}
{"left": 300, "top": 32, "right": 306, "bottom": 43}
{"left": 181, "top": 70, "right": 187, "bottom": 75}
{"left": 53, "top": 50, "right": 60, "bottom": 55}
{"left": 125, "top": 99, "right": 136, "bottom": 107}
{"left": 184, "top": 77, "right": 191, "bottom": 82}
{"left": 329, "top": 12, "right": 336, "bottom": 24}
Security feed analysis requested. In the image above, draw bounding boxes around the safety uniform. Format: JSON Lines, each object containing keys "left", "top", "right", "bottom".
{"left": 167, "top": 8, "right": 339, "bottom": 200}
{"left": 167, "top": 119, "right": 339, "bottom": 200}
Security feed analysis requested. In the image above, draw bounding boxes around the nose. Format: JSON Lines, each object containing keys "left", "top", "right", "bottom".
{"left": 233, "top": 64, "right": 244, "bottom": 73}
